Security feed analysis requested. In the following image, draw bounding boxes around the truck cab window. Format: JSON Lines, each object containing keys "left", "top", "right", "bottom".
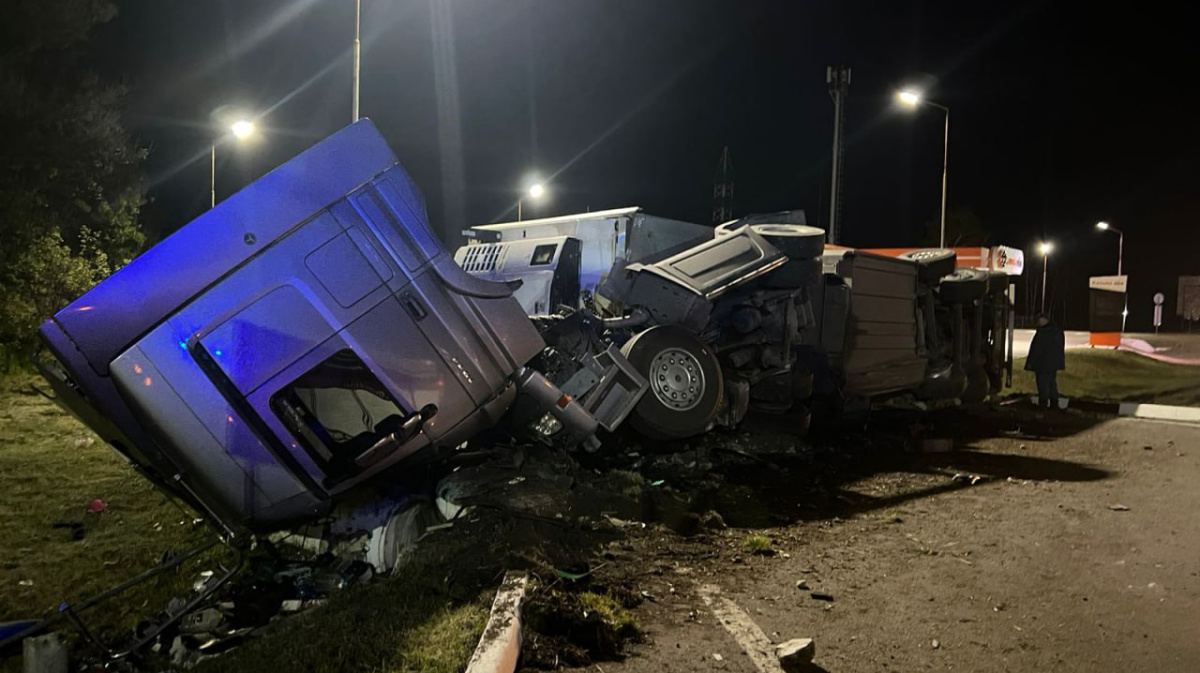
{"left": 272, "top": 349, "right": 406, "bottom": 480}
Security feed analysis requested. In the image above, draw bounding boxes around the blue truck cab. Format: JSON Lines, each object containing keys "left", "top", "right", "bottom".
{"left": 38, "top": 121, "right": 545, "bottom": 535}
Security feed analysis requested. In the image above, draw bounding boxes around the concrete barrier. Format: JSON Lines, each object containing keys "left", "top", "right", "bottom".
{"left": 464, "top": 572, "right": 528, "bottom": 673}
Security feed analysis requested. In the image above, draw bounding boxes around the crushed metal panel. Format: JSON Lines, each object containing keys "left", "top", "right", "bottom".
{"left": 838, "top": 251, "right": 927, "bottom": 396}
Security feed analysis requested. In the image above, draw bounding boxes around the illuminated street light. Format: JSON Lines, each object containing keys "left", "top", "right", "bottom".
{"left": 230, "top": 119, "right": 256, "bottom": 140}
{"left": 1095, "top": 220, "right": 1127, "bottom": 332}
{"left": 211, "top": 117, "right": 259, "bottom": 209}
{"left": 896, "top": 89, "right": 923, "bottom": 107}
{"left": 517, "top": 178, "right": 546, "bottom": 221}
{"left": 1039, "top": 241, "right": 1053, "bottom": 313}
{"left": 895, "top": 87, "right": 950, "bottom": 248}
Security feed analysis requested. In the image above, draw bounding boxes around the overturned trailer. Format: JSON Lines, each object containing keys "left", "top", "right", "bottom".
{"left": 37, "top": 120, "right": 1022, "bottom": 543}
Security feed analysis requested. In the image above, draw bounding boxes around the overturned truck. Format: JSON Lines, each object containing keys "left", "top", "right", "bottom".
{"left": 38, "top": 120, "right": 1023, "bottom": 541}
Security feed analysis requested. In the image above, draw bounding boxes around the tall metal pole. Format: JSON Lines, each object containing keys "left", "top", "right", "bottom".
{"left": 826, "top": 66, "right": 850, "bottom": 245}
{"left": 517, "top": 199, "right": 522, "bottom": 222}
{"left": 1117, "top": 230, "right": 1123, "bottom": 277}
{"left": 1040, "top": 254, "right": 1048, "bottom": 313}
{"left": 939, "top": 108, "right": 949, "bottom": 248}
{"left": 352, "top": 0, "right": 361, "bottom": 122}
{"left": 210, "top": 144, "right": 216, "bottom": 209}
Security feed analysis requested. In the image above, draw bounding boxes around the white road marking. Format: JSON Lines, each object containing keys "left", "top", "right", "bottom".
{"left": 697, "top": 584, "right": 787, "bottom": 673}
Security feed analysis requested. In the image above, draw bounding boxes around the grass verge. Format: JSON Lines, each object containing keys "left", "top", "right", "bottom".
{"left": 0, "top": 375, "right": 212, "bottom": 633}
{"left": 1011, "top": 350, "right": 1200, "bottom": 406}
{"left": 1, "top": 375, "right": 489, "bottom": 673}
{"left": 194, "top": 578, "right": 489, "bottom": 673}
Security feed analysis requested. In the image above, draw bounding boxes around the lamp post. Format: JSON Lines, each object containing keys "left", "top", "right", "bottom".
{"left": 518, "top": 182, "right": 545, "bottom": 221}
{"left": 211, "top": 119, "right": 257, "bottom": 209}
{"left": 352, "top": 0, "right": 361, "bottom": 122}
{"left": 896, "top": 88, "right": 950, "bottom": 248}
{"left": 1095, "top": 221, "right": 1124, "bottom": 276}
{"left": 1039, "top": 241, "right": 1054, "bottom": 314}
{"left": 1095, "top": 221, "right": 1127, "bottom": 332}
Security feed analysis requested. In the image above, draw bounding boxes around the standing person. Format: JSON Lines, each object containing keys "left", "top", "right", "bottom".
{"left": 1025, "top": 312, "right": 1066, "bottom": 409}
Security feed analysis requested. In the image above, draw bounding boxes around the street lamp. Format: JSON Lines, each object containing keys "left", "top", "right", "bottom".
{"left": 352, "top": 0, "right": 361, "bottom": 122}
{"left": 895, "top": 88, "right": 951, "bottom": 248}
{"left": 518, "top": 181, "right": 546, "bottom": 221}
{"left": 211, "top": 119, "right": 257, "bottom": 209}
{"left": 1095, "top": 221, "right": 1127, "bottom": 332}
{"left": 1039, "top": 241, "right": 1054, "bottom": 314}
{"left": 1095, "top": 221, "right": 1124, "bottom": 276}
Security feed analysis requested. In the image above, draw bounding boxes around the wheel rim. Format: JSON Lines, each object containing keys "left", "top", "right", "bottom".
{"left": 649, "top": 347, "right": 706, "bottom": 411}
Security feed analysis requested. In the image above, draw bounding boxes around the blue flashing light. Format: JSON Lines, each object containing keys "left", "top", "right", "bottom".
{"left": 214, "top": 349, "right": 223, "bottom": 357}
{"left": 179, "top": 341, "right": 188, "bottom": 350}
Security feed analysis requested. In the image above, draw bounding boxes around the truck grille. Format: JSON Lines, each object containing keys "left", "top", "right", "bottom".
{"left": 461, "top": 244, "right": 504, "bottom": 273}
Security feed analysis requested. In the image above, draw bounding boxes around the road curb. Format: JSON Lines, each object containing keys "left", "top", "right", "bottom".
{"left": 1117, "top": 403, "right": 1200, "bottom": 423}
{"left": 464, "top": 571, "right": 528, "bottom": 673}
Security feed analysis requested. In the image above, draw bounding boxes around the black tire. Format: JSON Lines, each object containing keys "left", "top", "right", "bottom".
{"left": 901, "top": 248, "right": 957, "bottom": 283}
{"left": 937, "top": 268, "right": 989, "bottom": 304}
{"left": 762, "top": 258, "right": 824, "bottom": 289}
{"left": 622, "top": 326, "right": 723, "bottom": 440}
{"left": 750, "top": 224, "right": 826, "bottom": 259}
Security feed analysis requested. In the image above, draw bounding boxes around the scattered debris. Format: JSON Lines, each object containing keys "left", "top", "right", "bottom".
{"left": 1108, "top": 504, "right": 1131, "bottom": 512}
{"left": 775, "top": 637, "right": 816, "bottom": 672}
{"left": 809, "top": 592, "right": 834, "bottom": 602}
{"left": 932, "top": 638, "right": 941, "bottom": 649}
{"left": 1144, "top": 445, "right": 1154, "bottom": 451}
{"left": 85, "top": 498, "right": 107, "bottom": 514}
{"left": 713, "top": 652, "right": 724, "bottom": 661}
{"left": 23, "top": 632, "right": 67, "bottom": 673}
{"left": 795, "top": 580, "right": 810, "bottom": 591}
{"left": 952, "top": 473, "right": 983, "bottom": 485}
{"left": 18, "top": 579, "right": 33, "bottom": 587}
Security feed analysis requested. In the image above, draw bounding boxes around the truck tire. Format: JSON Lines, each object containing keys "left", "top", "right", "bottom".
{"left": 750, "top": 224, "right": 826, "bottom": 259}
{"left": 937, "top": 268, "right": 989, "bottom": 304}
{"left": 762, "top": 258, "right": 824, "bottom": 289}
{"left": 900, "top": 248, "right": 957, "bottom": 283}
{"left": 622, "top": 326, "right": 723, "bottom": 440}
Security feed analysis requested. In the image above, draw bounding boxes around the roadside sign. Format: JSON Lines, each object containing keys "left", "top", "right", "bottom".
{"left": 1154, "top": 292, "right": 1165, "bottom": 305}
{"left": 1089, "top": 275, "right": 1128, "bottom": 292}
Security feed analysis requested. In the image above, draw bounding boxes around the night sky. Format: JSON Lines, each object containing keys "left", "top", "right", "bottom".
{"left": 92, "top": 0, "right": 1200, "bottom": 330}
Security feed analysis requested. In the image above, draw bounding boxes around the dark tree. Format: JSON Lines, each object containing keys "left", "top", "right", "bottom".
{"left": 0, "top": 0, "right": 146, "bottom": 366}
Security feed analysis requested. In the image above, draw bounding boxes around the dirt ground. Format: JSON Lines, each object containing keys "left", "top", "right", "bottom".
{"left": 557, "top": 407, "right": 1200, "bottom": 673}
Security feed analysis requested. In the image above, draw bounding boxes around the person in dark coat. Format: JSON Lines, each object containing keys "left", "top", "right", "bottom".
{"left": 1025, "top": 312, "right": 1065, "bottom": 408}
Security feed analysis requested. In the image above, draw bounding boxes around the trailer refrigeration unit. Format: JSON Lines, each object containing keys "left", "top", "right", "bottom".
{"left": 37, "top": 120, "right": 1023, "bottom": 544}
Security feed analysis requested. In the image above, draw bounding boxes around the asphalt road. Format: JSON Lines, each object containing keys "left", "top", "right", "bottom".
{"left": 575, "top": 409, "right": 1200, "bottom": 673}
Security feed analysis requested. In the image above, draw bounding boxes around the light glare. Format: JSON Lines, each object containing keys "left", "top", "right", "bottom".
{"left": 896, "top": 89, "right": 922, "bottom": 107}
{"left": 1095, "top": 221, "right": 1109, "bottom": 230}
{"left": 231, "top": 120, "right": 256, "bottom": 140}
{"left": 1039, "top": 241, "right": 1054, "bottom": 255}
{"left": 528, "top": 183, "right": 545, "bottom": 198}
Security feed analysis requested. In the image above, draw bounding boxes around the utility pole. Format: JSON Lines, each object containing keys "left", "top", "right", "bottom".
{"left": 826, "top": 66, "right": 851, "bottom": 245}
{"left": 712, "top": 146, "right": 733, "bottom": 224}
{"left": 352, "top": 0, "right": 361, "bottom": 122}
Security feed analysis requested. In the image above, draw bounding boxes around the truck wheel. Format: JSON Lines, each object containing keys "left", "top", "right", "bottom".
{"left": 937, "top": 268, "right": 989, "bottom": 304}
{"left": 622, "top": 326, "right": 723, "bottom": 440}
{"left": 900, "top": 248, "right": 957, "bottom": 283}
{"left": 750, "top": 224, "right": 826, "bottom": 259}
